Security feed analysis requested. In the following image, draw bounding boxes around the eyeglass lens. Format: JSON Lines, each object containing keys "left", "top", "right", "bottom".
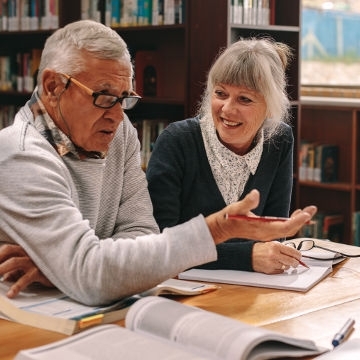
{"left": 297, "top": 240, "right": 315, "bottom": 251}
{"left": 94, "top": 94, "right": 139, "bottom": 110}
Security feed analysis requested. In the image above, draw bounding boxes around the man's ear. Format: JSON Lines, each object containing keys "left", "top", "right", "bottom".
{"left": 42, "top": 70, "right": 65, "bottom": 106}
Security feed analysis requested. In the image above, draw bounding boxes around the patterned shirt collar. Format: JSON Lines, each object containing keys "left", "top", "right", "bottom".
{"left": 29, "top": 90, "right": 105, "bottom": 159}
{"left": 200, "top": 115, "right": 263, "bottom": 204}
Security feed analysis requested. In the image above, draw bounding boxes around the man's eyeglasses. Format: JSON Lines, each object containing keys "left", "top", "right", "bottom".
{"left": 286, "top": 239, "right": 360, "bottom": 261}
{"left": 60, "top": 73, "right": 141, "bottom": 110}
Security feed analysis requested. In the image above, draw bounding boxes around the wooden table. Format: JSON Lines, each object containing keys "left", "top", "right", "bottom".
{"left": 2, "top": 256, "right": 360, "bottom": 359}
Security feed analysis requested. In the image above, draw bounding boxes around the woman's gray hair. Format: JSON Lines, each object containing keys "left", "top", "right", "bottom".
{"left": 37, "top": 20, "right": 132, "bottom": 93}
{"left": 199, "top": 37, "right": 292, "bottom": 140}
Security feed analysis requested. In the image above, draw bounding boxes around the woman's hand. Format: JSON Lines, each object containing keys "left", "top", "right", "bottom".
{"left": 252, "top": 241, "right": 303, "bottom": 274}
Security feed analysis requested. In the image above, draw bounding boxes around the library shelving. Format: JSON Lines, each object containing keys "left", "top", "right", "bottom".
{"left": 0, "top": 1, "right": 227, "bottom": 127}
{"left": 0, "top": 1, "right": 299, "bottom": 122}
{"left": 297, "top": 97, "right": 360, "bottom": 245}
{"left": 1, "top": 0, "right": 304, "bottom": 200}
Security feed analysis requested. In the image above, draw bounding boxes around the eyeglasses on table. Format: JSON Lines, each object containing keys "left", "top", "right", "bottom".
{"left": 286, "top": 239, "right": 360, "bottom": 261}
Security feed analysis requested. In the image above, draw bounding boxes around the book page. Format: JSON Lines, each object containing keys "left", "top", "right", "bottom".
{"left": 0, "top": 280, "right": 137, "bottom": 335}
{"left": 315, "top": 338, "right": 360, "bottom": 359}
{"left": 0, "top": 280, "right": 133, "bottom": 320}
{"left": 15, "top": 324, "right": 208, "bottom": 360}
{"left": 126, "top": 296, "right": 324, "bottom": 360}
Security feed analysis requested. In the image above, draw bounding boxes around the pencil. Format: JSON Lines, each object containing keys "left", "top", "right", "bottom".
{"left": 298, "top": 259, "right": 309, "bottom": 269}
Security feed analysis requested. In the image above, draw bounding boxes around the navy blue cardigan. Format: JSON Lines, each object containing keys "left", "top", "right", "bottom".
{"left": 146, "top": 117, "right": 294, "bottom": 271}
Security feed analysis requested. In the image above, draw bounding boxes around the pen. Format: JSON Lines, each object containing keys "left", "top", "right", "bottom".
{"left": 225, "top": 214, "right": 315, "bottom": 225}
{"left": 225, "top": 214, "right": 289, "bottom": 222}
{"left": 331, "top": 318, "right": 355, "bottom": 347}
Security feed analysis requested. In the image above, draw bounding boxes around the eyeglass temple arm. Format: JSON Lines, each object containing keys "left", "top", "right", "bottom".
{"left": 315, "top": 244, "right": 360, "bottom": 258}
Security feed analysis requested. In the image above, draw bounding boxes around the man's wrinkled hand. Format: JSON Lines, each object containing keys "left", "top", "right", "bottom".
{"left": 0, "top": 244, "right": 54, "bottom": 298}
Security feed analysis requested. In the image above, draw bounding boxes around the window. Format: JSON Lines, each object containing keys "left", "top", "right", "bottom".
{"left": 301, "top": 0, "right": 360, "bottom": 97}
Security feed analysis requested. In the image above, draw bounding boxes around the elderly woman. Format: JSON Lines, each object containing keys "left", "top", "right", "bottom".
{"left": 147, "top": 37, "right": 300, "bottom": 274}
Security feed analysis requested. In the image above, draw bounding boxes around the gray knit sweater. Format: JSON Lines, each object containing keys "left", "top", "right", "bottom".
{"left": 0, "top": 102, "right": 217, "bottom": 305}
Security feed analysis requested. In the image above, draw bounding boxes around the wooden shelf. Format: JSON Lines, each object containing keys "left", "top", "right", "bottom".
{"left": 299, "top": 181, "right": 353, "bottom": 192}
{"left": 297, "top": 101, "right": 360, "bottom": 244}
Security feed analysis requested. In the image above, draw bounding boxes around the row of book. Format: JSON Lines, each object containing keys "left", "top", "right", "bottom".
{"left": 0, "top": 49, "right": 41, "bottom": 93}
{"left": 0, "top": 0, "right": 184, "bottom": 32}
{"left": 82, "top": 0, "right": 184, "bottom": 27}
{"left": 133, "top": 118, "right": 170, "bottom": 170}
{"left": 299, "top": 210, "right": 360, "bottom": 247}
{"left": 230, "top": 0, "right": 271, "bottom": 26}
{"left": 298, "top": 141, "right": 339, "bottom": 183}
{"left": 0, "top": 0, "right": 58, "bottom": 31}
{"left": 0, "top": 105, "right": 17, "bottom": 130}
{"left": 298, "top": 211, "right": 344, "bottom": 243}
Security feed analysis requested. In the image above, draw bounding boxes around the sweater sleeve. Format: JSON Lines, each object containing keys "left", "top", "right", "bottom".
{"left": 250, "top": 124, "right": 294, "bottom": 217}
{"left": 147, "top": 121, "right": 294, "bottom": 273}
{"left": 195, "top": 240, "right": 255, "bottom": 271}
{"left": 147, "top": 120, "right": 256, "bottom": 272}
{"left": 146, "top": 126, "right": 185, "bottom": 230}
{"left": 0, "top": 116, "right": 218, "bottom": 306}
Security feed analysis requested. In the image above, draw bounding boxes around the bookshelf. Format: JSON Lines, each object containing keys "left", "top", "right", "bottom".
{"left": 0, "top": 1, "right": 226, "bottom": 125}
{"left": 297, "top": 97, "right": 360, "bottom": 245}
{"left": 0, "top": 1, "right": 303, "bottom": 196}
{"left": 0, "top": 2, "right": 81, "bottom": 124}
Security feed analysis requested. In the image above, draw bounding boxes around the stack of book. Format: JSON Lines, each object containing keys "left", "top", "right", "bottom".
{"left": 298, "top": 211, "right": 344, "bottom": 243}
{"left": 298, "top": 141, "right": 339, "bottom": 183}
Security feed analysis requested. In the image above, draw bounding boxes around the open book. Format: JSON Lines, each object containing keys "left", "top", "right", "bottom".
{"left": 0, "top": 278, "right": 217, "bottom": 335}
{"left": 178, "top": 238, "right": 349, "bottom": 292}
{"left": 15, "top": 296, "right": 327, "bottom": 360}
{"left": 315, "top": 338, "right": 360, "bottom": 359}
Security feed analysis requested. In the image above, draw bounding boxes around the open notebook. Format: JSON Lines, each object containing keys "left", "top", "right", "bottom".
{"left": 179, "top": 239, "right": 348, "bottom": 292}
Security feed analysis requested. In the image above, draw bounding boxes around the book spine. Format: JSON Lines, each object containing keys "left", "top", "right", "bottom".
{"left": 152, "top": 0, "right": 159, "bottom": 25}
{"left": 163, "top": 0, "right": 174, "bottom": 25}
{"left": 8, "top": 0, "right": 19, "bottom": 31}
{"left": 90, "top": 0, "right": 101, "bottom": 22}
{"left": 174, "top": 0, "right": 182, "bottom": 24}
{"left": 0, "top": 55, "right": 12, "bottom": 91}
{"left": 111, "top": 0, "right": 120, "bottom": 26}
{"left": 29, "top": 0, "right": 39, "bottom": 30}
{"left": 352, "top": 211, "right": 360, "bottom": 247}
{"left": 120, "top": 0, "right": 137, "bottom": 26}
{"left": 81, "top": 0, "right": 91, "bottom": 19}
{"left": 0, "top": 105, "right": 17, "bottom": 129}
{"left": 320, "top": 145, "right": 339, "bottom": 183}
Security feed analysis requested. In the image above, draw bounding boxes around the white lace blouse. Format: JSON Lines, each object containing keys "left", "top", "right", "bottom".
{"left": 200, "top": 116, "right": 264, "bottom": 205}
